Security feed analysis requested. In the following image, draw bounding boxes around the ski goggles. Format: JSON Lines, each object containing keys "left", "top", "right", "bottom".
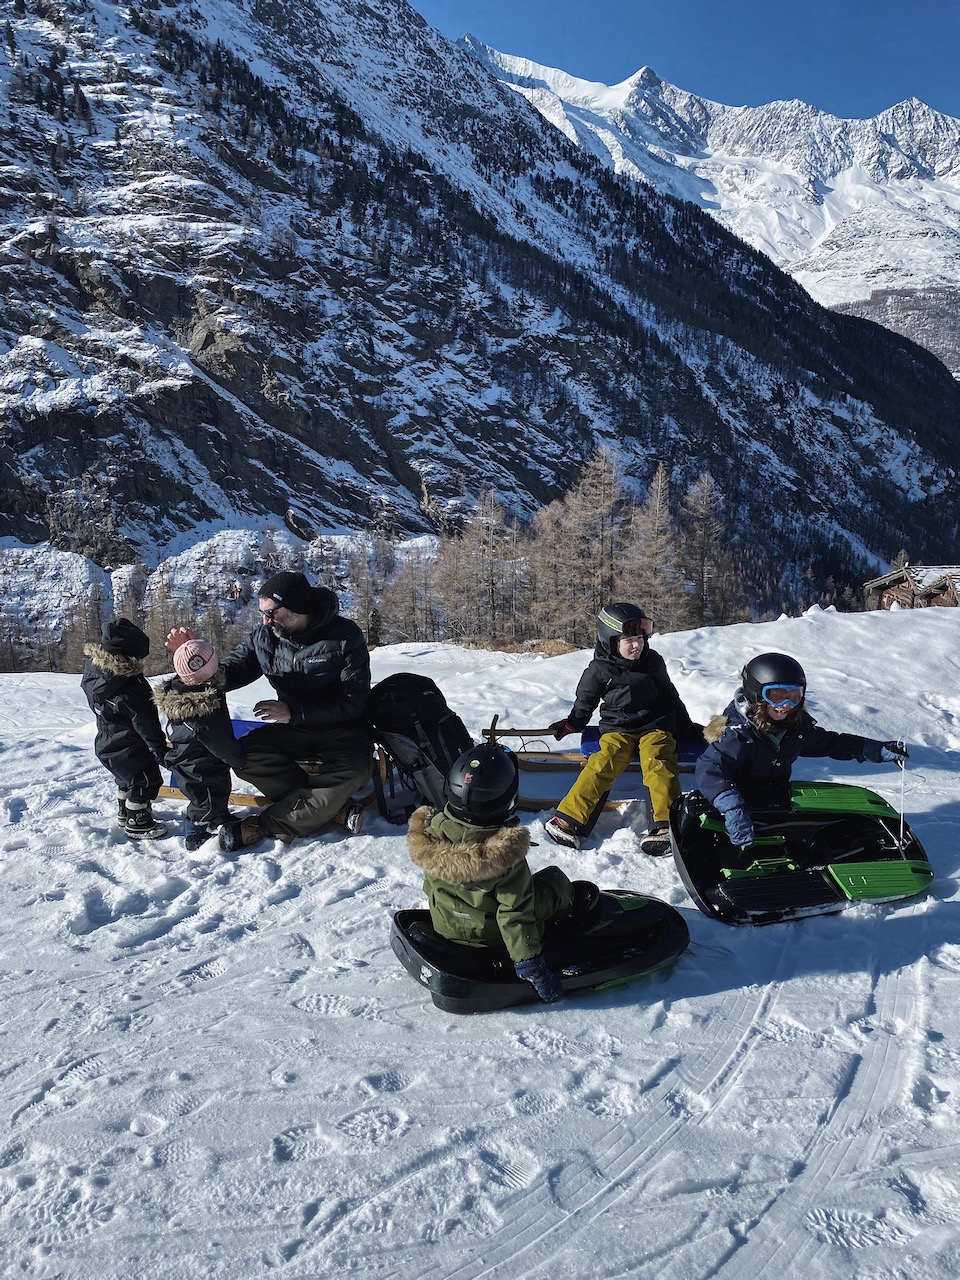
{"left": 620, "top": 617, "right": 654, "bottom": 638}
{"left": 760, "top": 683, "right": 805, "bottom": 709}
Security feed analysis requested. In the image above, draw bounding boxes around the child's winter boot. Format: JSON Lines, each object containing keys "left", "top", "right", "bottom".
{"left": 124, "top": 802, "right": 168, "bottom": 840}
{"left": 544, "top": 814, "right": 581, "bottom": 850}
{"left": 639, "top": 823, "right": 672, "bottom": 857}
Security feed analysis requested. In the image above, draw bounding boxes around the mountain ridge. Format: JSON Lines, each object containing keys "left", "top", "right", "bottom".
{"left": 1, "top": 0, "right": 958, "bottom": 598}
{"left": 463, "top": 37, "right": 960, "bottom": 374}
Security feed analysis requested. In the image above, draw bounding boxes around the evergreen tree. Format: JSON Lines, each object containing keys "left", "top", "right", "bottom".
{"left": 678, "top": 472, "right": 749, "bottom": 626}
{"left": 527, "top": 449, "right": 629, "bottom": 645}
{"left": 619, "top": 462, "right": 691, "bottom": 632}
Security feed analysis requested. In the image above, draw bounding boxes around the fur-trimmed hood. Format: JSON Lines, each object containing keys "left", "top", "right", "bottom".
{"left": 83, "top": 643, "right": 145, "bottom": 678}
{"left": 153, "top": 672, "right": 226, "bottom": 722}
{"left": 407, "top": 805, "right": 531, "bottom": 884}
{"left": 703, "top": 693, "right": 809, "bottom": 745}
{"left": 704, "top": 711, "right": 731, "bottom": 743}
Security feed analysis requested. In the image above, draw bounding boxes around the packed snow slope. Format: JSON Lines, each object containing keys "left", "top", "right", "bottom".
{"left": 1, "top": 607, "right": 959, "bottom": 1278}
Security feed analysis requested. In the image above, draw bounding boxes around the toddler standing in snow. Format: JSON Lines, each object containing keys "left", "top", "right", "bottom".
{"left": 81, "top": 618, "right": 169, "bottom": 840}
{"left": 154, "top": 638, "right": 245, "bottom": 851}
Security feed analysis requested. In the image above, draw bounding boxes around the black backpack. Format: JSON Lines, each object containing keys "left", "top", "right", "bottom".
{"left": 366, "top": 672, "right": 474, "bottom": 823}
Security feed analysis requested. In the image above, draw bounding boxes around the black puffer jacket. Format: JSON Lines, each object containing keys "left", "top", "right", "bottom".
{"left": 153, "top": 674, "right": 245, "bottom": 772}
{"left": 153, "top": 675, "right": 243, "bottom": 825}
{"left": 568, "top": 642, "right": 697, "bottom": 738}
{"left": 219, "top": 588, "right": 370, "bottom": 726}
{"left": 81, "top": 644, "right": 169, "bottom": 792}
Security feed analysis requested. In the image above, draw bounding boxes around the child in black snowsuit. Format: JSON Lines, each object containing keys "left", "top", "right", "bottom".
{"left": 81, "top": 618, "right": 169, "bottom": 840}
{"left": 153, "top": 639, "right": 245, "bottom": 851}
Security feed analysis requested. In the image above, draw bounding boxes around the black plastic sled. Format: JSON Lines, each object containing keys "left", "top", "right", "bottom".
{"left": 390, "top": 886, "right": 689, "bottom": 1014}
{"left": 671, "top": 782, "right": 934, "bottom": 927}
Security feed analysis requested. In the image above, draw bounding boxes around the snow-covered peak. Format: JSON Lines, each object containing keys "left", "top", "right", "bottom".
{"left": 462, "top": 39, "right": 960, "bottom": 370}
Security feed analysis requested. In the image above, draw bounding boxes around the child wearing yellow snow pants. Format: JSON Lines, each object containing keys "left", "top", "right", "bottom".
{"left": 543, "top": 603, "right": 700, "bottom": 856}
{"left": 557, "top": 728, "right": 681, "bottom": 831}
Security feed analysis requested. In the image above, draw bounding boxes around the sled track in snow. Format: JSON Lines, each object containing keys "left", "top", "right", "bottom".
{"left": 403, "top": 908, "right": 924, "bottom": 1280}
{"left": 396, "top": 940, "right": 794, "bottom": 1280}
{"left": 706, "top": 918, "right": 923, "bottom": 1278}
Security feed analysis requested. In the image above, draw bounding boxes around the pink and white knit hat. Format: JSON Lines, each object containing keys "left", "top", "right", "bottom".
{"left": 173, "top": 639, "right": 219, "bottom": 686}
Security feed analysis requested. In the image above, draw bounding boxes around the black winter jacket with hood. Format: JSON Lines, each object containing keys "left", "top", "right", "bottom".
{"left": 153, "top": 674, "right": 243, "bottom": 825}
{"left": 567, "top": 638, "right": 697, "bottom": 739}
{"left": 219, "top": 587, "right": 370, "bottom": 726}
{"left": 153, "top": 674, "right": 245, "bottom": 772}
{"left": 81, "top": 642, "right": 168, "bottom": 794}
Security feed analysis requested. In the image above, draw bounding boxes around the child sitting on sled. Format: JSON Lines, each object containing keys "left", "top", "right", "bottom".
{"left": 81, "top": 618, "right": 170, "bottom": 840}
{"left": 544, "top": 603, "right": 701, "bottom": 857}
{"left": 407, "top": 743, "right": 575, "bottom": 1003}
{"left": 154, "top": 637, "right": 245, "bottom": 851}
{"left": 694, "top": 651, "right": 908, "bottom": 848}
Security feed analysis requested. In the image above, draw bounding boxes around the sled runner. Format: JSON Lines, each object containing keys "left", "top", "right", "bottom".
{"left": 671, "top": 781, "right": 934, "bottom": 926}
{"left": 391, "top": 886, "right": 690, "bottom": 1013}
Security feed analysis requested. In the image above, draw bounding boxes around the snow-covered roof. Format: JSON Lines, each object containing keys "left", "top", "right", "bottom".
{"left": 864, "top": 563, "right": 960, "bottom": 593}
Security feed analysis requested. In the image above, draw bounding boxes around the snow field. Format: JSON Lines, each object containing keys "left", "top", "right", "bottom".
{"left": 0, "top": 607, "right": 959, "bottom": 1277}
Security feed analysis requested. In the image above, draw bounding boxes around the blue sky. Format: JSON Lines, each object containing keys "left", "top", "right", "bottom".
{"left": 409, "top": 0, "right": 960, "bottom": 119}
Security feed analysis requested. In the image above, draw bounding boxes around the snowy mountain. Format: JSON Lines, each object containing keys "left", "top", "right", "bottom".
{"left": 3, "top": 607, "right": 960, "bottom": 1275}
{"left": 464, "top": 40, "right": 960, "bottom": 377}
{"left": 2, "top": 0, "right": 960, "bottom": 597}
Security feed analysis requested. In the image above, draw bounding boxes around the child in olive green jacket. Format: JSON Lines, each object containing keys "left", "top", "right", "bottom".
{"left": 406, "top": 744, "right": 573, "bottom": 1003}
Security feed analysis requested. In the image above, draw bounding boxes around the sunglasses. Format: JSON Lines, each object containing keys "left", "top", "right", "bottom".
{"left": 760, "top": 683, "right": 804, "bottom": 709}
{"left": 260, "top": 606, "right": 281, "bottom": 620}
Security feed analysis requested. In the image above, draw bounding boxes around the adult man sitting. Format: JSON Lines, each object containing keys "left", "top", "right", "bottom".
{"left": 170, "top": 570, "right": 372, "bottom": 853}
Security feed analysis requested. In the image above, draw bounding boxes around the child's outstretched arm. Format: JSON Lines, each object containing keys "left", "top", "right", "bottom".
{"left": 712, "top": 789, "right": 755, "bottom": 848}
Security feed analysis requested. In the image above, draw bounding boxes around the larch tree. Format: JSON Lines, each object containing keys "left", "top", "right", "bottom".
{"left": 678, "top": 471, "right": 748, "bottom": 627}
{"left": 619, "top": 462, "right": 691, "bottom": 632}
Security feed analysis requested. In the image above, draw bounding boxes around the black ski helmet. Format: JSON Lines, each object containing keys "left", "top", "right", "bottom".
{"left": 444, "top": 744, "right": 519, "bottom": 826}
{"left": 741, "top": 652, "right": 806, "bottom": 708}
{"left": 597, "top": 602, "right": 651, "bottom": 656}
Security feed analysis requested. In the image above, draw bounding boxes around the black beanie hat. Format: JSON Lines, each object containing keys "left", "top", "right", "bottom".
{"left": 258, "top": 571, "right": 319, "bottom": 614}
{"left": 101, "top": 617, "right": 150, "bottom": 659}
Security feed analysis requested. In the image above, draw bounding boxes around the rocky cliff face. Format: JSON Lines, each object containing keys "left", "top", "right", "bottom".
{"left": 1, "top": 0, "right": 959, "bottom": 590}
{"left": 466, "top": 41, "right": 960, "bottom": 377}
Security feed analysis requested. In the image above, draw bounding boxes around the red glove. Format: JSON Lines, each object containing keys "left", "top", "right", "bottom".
{"left": 549, "top": 719, "right": 575, "bottom": 740}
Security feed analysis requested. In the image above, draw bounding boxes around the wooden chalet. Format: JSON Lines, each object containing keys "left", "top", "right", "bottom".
{"left": 863, "top": 564, "right": 960, "bottom": 611}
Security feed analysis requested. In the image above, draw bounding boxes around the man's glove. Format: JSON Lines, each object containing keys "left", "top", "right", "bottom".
{"left": 548, "top": 719, "right": 575, "bottom": 741}
{"left": 880, "top": 740, "right": 909, "bottom": 763}
{"left": 514, "top": 954, "right": 564, "bottom": 1003}
{"left": 713, "top": 789, "right": 754, "bottom": 848}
